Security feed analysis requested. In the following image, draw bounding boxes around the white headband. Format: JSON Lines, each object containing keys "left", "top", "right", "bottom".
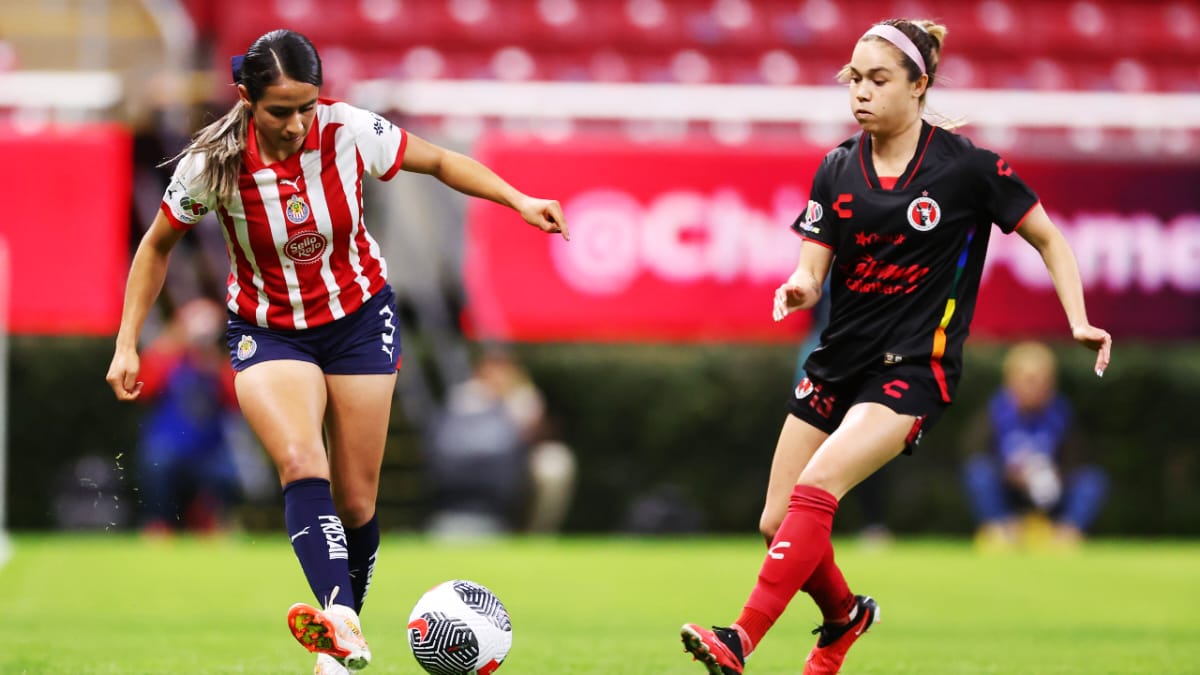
{"left": 863, "top": 24, "right": 926, "bottom": 75}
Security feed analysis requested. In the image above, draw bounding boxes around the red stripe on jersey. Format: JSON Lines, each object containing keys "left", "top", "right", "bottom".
{"left": 318, "top": 121, "right": 365, "bottom": 319}
{"left": 1013, "top": 200, "right": 1041, "bottom": 231}
{"left": 352, "top": 149, "right": 387, "bottom": 297}
{"left": 857, "top": 132, "right": 874, "bottom": 189}
{"left": 899, "top": 125, "right": 936, "bottom": 191}
{"left": 878, "top": 176, "right": 898, "bottom": 190}
{"left": 219, "top": 205, "right": 262, "bottom": 321}
{"left": 379, "top": 130, "right": 408, "bottom": 182}
{"left": 159, "top": 203, "right": 193, "bottom": 231}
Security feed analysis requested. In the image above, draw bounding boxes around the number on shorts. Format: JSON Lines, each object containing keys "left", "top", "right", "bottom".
{"left": 379, "top": 305, "right": 396, "bottom": 360}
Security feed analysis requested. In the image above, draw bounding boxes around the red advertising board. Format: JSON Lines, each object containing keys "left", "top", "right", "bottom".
{"left": 0, "top": 123, "right": 131, "bottom": 335}
{"left": 465, "top": 134, "right": 1200, "bottom": 342}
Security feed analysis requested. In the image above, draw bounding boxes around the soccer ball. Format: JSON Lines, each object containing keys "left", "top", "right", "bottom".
{"left": 407, "top": 580, "right": 513, "bottom": 675}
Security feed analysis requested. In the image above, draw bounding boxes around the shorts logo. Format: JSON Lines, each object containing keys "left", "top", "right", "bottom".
{"left": 236, "top": 334, "right": 257, "bottom": 361}
{"left": 285, "top": 193, "right": 311, "bottom": 224}
{"left": 907, "top": 192, "right": 941, "bottom": 231}
{"left": 882, "top": 379, "right": 910, "bottom": 399}
{"left": 285, "top": 230, "right": 328, "bottom": 264}
{"left": 794, "top": 377, "right": 814, "bottom": 399}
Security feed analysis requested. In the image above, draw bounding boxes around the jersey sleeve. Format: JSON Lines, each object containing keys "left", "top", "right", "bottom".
{"left": 790, "top": 156, "right": 837, "bottom": 249}
{"left": 971, "top": 147, "right": 1039, "bottom": 234}
{"left": 160, "top": 152, "right": 217, "bottom": 231}
{"left": 345, "top": 104, "right": 408, "bottom": 181}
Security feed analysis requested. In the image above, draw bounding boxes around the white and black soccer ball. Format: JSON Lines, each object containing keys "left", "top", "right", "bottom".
{"left": 407, "top": 580, "right": 513, "bottom": 675}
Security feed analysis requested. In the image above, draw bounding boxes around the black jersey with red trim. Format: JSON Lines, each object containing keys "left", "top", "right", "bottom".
{"left": 792, "top": 121, "right": 1039, "bottom": 402}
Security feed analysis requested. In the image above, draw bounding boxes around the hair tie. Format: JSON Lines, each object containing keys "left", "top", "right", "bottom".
{"left": 862, "top": 24, "right": 926, "bottom": 75}
{"left": 230, "top": 54, "right": 246, "bottom": 84}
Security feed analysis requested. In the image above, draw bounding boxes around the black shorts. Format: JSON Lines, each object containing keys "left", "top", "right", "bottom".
{"left": 226, "top": 285, "right": 401, "bottom": 375}
{"left": 786, "top": 364, "right": 949, "bottom": 454}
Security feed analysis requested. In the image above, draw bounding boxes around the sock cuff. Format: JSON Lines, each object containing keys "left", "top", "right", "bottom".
{"left": 283, "top": 477, "right": 332, "bottom": 498}
{"left": 347, "top": 513, "right": 379, "bottom": 535}
{"left": 789, "top": 484, "right": 839, "bottom": 515}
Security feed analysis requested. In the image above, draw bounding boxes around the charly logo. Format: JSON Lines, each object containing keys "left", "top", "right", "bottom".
{"left": 285, "top": 230, "right": 327, "bottom": 264}
{"left": 285, "top": 193, "right": 311, "bottom": 224}
{"left": 907, "top": 191, "right": 941, "bottom": 231}
{"left": 236, "top": 335, "right": 257, "bottom": 361}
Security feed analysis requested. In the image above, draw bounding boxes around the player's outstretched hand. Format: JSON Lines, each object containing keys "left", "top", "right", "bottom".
{"left": 772, "top": 278, "right": 821, "bottom": 322}
{"left": 1072, "top": 324, "right": 1111, "bottom": 377}
{"left": 106, "top": 349, "right": 144, "bottom": 401}
{"left": 517, "top": 196, "right": 569, "bottom": 240}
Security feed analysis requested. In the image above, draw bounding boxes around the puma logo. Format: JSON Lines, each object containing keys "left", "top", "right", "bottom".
{"left": 290, "top": 526, "right": 310, "bottom": 542}
{"left": 280, "top": 176, "right": 301, "bottom": 190}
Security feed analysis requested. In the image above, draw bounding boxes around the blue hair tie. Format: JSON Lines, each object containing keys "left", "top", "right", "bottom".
{"left": 230, "top": 54, "right": 245, "bottom": 84}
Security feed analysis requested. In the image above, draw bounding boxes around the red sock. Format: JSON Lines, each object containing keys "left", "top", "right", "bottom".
{"left": 738, "top": 485, "right": 839, "bottom": 647}
{"left": 803, "top": 542, "right": 856, "bottom": 624}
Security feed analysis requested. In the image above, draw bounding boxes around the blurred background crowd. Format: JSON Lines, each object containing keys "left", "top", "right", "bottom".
{"left": 0, "top": 0, "right": 1197, "bottom": 543}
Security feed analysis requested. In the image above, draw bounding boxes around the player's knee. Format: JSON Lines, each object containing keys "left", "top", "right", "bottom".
{"left": 796, "top": 472, "right": 846, "bottom": 500}
{"left": 333, "top": 492, "right": 377, "bottom": 528}
{"left": 759, "top": 512, "right": 782, "bottom": 541}
{"left": 273, "top": 443, "right": 328, "bottom": 484}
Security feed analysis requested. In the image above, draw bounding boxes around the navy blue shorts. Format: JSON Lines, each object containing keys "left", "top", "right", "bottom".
{"left": 786, "top": 364, "right": 949, "bottom": 454}
{"left": 225, "top": 285, "right": 401, "bottom": 375}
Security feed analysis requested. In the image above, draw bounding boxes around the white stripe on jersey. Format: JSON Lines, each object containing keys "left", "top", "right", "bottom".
{"left": 223, "top": 188, "right": 271, "bottom": 327}
{"left": 330, "top": 120, "right": 376, "bottom": 296}
{"left": 253, "top": 169, "right": 308, "bottom": 329}
{"left": 299, "top": 143, "right": 347, "bottom": 320}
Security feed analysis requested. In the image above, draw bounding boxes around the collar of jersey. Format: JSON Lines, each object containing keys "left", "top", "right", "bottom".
{"left": 244, "top": 112, "right": 320, "bottom": 173}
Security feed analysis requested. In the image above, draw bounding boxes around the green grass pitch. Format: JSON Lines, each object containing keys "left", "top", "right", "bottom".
{"left": 0, "top": 535, "right": 1196, "bottom": 673}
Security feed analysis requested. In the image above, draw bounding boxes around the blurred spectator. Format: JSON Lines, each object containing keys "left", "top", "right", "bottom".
{"left": 128, "top": 69, "right": 226, "bottom": 313}
{"left": 962, "top": 342, "right": 1108, "bottom": 550}
{"left": 425, "top": 348, "right": 576, "bottom": 537}
{"left": 135, "top": 298, "right": 243, "bottom": 534}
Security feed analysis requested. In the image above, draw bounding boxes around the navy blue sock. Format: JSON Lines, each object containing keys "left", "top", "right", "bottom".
{"left": 283, "top": 478, "right": 354, "bottom": 609}
{"left": 345, "top": 514, "right": 380, "bottom": 613}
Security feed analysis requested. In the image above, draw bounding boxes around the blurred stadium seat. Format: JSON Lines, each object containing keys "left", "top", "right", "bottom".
{"left": 190, "top": 0, "right": 1200, "bottom": 91}
{"left": 1, "top": 0, "right": 1197, "bottom": 154}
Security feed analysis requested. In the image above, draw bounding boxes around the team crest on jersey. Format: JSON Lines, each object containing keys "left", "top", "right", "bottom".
{"left": 794, "top": 377, "right": 815, "bottom": 399}
{"left": 285, "top": 230, "right": 328, "bottom": 264}
{"left": 907, "top": 192, "right": 941, "bottom": 231}
{"left": 236, "top": 335, "right": 257, "bottom": 361}
{"left": 285, "top": 194, "right": 311, "bottom": 224}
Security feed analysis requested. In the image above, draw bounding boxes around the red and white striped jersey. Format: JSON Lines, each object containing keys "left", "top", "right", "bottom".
{"left": 160, "top": 99, "right": 407, "bottom": 330}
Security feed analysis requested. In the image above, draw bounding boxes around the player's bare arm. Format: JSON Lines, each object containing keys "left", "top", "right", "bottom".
{"left": 1017, "top": 203, "right": 1112, "bottom": 376}
{"left": 400, "top": 132, "right": 569, "bottom": 240}
{"left": 774, "top": 241, "right": 835, "bottom": 321}
{"left": 106, "top": 211, "right": 187, "bottom": 401}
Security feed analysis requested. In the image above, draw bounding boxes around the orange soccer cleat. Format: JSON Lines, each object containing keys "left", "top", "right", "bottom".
{"left": 681, "top": 623, "right": 746, "bottom": 675}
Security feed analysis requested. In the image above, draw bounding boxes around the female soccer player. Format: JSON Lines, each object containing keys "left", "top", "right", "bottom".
{"left": 105, "top": 29, "right": 568, "bottom": 674}
{"left": 680, "top": 18, "right": 1110, "bottom": 675}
